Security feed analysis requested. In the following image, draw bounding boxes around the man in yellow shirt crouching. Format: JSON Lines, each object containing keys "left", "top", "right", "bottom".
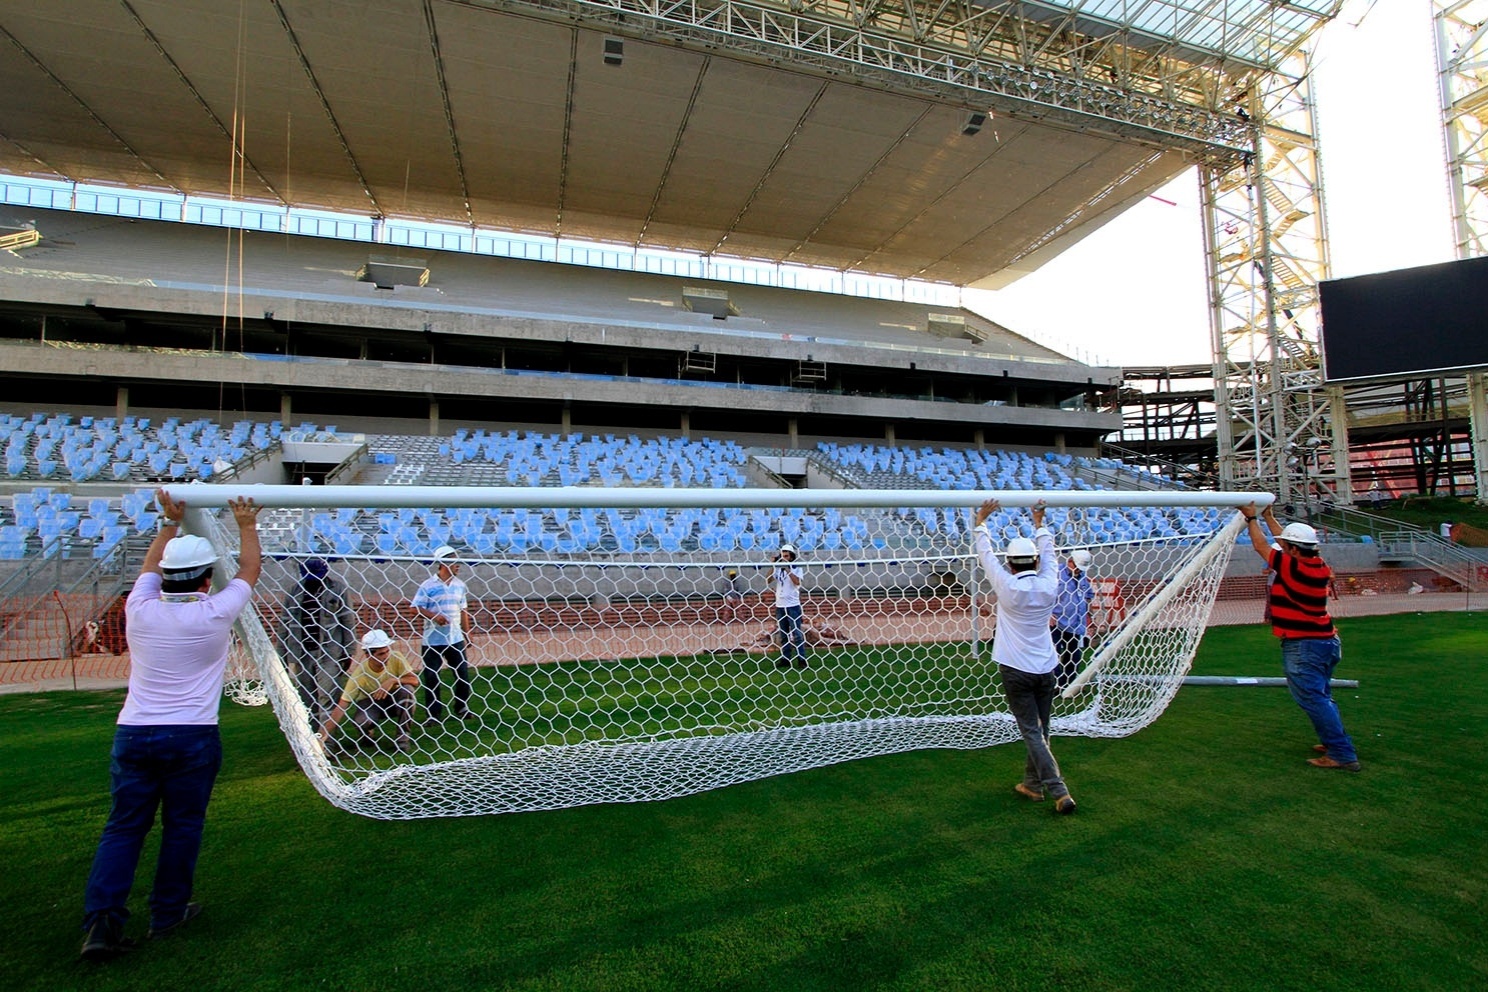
{"left": 317, "top": 630, "right": 418, "bottom": 755}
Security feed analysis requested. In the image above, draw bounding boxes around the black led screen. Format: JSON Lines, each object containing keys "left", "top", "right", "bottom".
{"left": 1318, "top": 255, "right": 1488, "bottom": 382}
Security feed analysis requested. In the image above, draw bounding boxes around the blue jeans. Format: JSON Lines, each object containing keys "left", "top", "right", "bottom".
{"left": 1052, "top": 627, "right": 1087, "bottom": 690}
{"left": 1281, "top": 636, "right": 1357, "bottom": 763}
{"left": 421, "top": 643, "right": 471, "bottom": 718}
{"left": 999, "top": 666, "right": 1070, "bottom": 799}
{"left": 775, "top": 606, "right": 805, "bottom": 664}
{"left": 83, "top": 725, "right": 222, "bottom": 932}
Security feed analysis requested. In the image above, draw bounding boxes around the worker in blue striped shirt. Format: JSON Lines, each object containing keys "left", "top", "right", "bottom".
{"left": 411, "top": 545, "right": 474, "bottom": 722}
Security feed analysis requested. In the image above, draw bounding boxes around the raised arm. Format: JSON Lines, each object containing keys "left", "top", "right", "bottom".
{"left": 141, "top": 488, "right": 186, "bottom": 577}
{"left": 1031, "top": 501, "right": 1057, "bottom": 583}
{"left": 1237, "top": 502, "right": 1273, "bottom": 559}
{"left": 230, "top": 496, "right": 264, "bottom": 587}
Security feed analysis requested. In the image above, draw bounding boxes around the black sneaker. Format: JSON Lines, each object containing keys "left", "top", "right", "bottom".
{"left": 80, "top": 917, "right": 134, "bottom": 960}
{"left": 148, "top": 902, "right": 202, "bottom": 939}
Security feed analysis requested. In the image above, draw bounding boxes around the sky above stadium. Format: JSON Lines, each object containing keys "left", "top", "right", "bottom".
{"left": 964, "top": 0, "right": 1454, "bottom": 368}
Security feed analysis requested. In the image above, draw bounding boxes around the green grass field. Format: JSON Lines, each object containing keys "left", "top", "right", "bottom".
{"left": 3, "top": 612, "right": 1484, "bottom": 992}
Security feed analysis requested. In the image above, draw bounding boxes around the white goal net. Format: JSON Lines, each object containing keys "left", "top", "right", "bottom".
{"left": 186, "top": 486, "right": 1251, "bottom": 819}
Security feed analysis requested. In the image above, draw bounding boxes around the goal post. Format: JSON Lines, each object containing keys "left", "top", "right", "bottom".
{"left": 173, "top": 485, "right": 1269, "bottom": 819}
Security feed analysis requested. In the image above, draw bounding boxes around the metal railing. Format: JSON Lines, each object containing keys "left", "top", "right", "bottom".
{"left": 1309, "top": 504, "right": 1426, "bottom": 545}
{"left": 1097, "top": 442, "right": 1214, "bottom": 490}
{"left": 0, "top": 540, "right": 135, "bottom": 662}
{"left": 1371, "top": 530, "right": 1488, "bottom": 593}
{"left": 211, "top": 440, "right": 282, "bottom": 483}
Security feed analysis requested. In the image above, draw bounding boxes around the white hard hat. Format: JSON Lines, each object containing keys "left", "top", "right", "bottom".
{"left": 1070, "top": 549, "right": 1093, "bottom": 570}
{"left": 1004, "top": 537, "right": 1038, "bottom": 561}
{"left": 360, "top": 630, "right": 393, "bottom": 650}
{"left": 160, "top": 535, "right": 216, "bottom": 578}
{"left": 779, "top": 543, "right": 797, "bottom": 557}
{"left": 432, "top": 545, "right": 459, "bottom": 561}
{"left": 1280, "top": 522, "right": 1319, "bottom": 546}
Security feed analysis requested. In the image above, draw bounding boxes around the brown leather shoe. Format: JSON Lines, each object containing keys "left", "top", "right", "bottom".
{"left": 1013, "top": 783, "right": 1045, "bottom": 802}
{"left": 1307, "top": 755, "right": 1361, "bottom": 772}
{"left": 1053, "top": 795, "right": 1078, "bottom": 815}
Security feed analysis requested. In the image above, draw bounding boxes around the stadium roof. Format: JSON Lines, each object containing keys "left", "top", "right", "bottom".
{"left": 0, "top": 1, "right": 1342, "bottom": 288}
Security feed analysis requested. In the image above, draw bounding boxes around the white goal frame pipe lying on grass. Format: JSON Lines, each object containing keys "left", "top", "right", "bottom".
{"left": 179, "top": 486, "right": 1267, "bottom": 819}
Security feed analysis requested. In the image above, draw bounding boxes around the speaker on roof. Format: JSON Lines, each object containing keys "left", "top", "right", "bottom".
{"left": 962, "top": 112, "right": 988, "bottom": 136}
{"left": 604, "top": 37, "right": 624, "bottom": 66}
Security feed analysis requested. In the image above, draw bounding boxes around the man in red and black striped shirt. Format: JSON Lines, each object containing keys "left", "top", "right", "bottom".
{"left": 1239, "top": 502, "right": 1360, "bottom": 772}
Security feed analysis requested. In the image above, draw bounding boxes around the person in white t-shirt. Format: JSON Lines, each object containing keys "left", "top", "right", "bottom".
{"left": 80, "top": 489, "right": 262, "bottom": 960}
{"left": 771, "top": 543, "right": 807, "bottom": 669}
{"left": 972, "top": 499, "right": 1076, "bottom": 815}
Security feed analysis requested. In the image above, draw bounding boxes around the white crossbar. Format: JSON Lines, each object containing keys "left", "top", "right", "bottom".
{"left": 165, "top": 484, "right": 1275, "bottom": 511}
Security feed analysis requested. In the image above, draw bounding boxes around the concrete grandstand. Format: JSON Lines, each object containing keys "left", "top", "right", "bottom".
{"left": 0, "top": 205, "right": 1118, "bottom": 449}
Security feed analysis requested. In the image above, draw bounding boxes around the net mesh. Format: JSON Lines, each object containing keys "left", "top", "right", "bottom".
{"left": 206, "top": 497, "right": 1241, "bottom": 819}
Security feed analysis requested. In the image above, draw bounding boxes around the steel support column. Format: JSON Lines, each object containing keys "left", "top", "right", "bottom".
{"left": 1203, "top": 47, "right": 1349, "bottom": 510}
{"left": 1435, "top": 0, "right": 1488, "bottom": 503}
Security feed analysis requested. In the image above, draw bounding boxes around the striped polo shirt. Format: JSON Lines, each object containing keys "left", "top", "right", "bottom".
{"left": 1267, "top": 548, "right": 1336, "bottom": 639}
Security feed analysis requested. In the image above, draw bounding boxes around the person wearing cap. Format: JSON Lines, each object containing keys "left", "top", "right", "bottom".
{"left": 317, "top": 630, "right": 418, "bottom": 754}
{"left": 80, "top": 488, "right": 262, "bottom": 960}
{"left": 771, "top": 543, "right": 807, "bottom": 668}
{"left": 1051, "top": 549, "right": 1095, "bottom": 691}
{"left": 1238, "top": 501, "right": 1360, "bottom": 772}
{"left": 972, "top": 499, "right": 1077, "bottom": 815}
{"left": 276, "top": 557, "right": 356, "bottom": 727}
{"left": 720, "top": 568, "right": 745, "bottom": 624}
{"left": 411, "top": 545, "right": 473, "bottom": 722}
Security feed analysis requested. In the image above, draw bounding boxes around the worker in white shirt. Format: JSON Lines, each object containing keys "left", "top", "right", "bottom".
{"left": 972, "top": 499, "right": 1076, "bottom": 815}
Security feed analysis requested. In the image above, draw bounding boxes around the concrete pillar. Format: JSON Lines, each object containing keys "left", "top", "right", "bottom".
{"left": 885, "top": 423, "right": 896, "bottom": 446}
{"left": 279, "top": 393, "right": 292, "bottom": 424}
{"left": 1054, "top": 432, "right": 1066, "bottom": 453}
{"left": 973, "top": 428, "right": 984, "bottom": 450}
{"left": 115, "top": 386, "right": 129, "bottom": 420}
{"left": 429, "top": 399, "right": 440, "bottom": 436}
{"left": 679, "top": 411, "right": 690, "bottom": 439}
{"left": 561, "top": 405, "right": 572, "bottom": 435}
{"left": 787, "top": 417, "right": 798, "bottom": 448}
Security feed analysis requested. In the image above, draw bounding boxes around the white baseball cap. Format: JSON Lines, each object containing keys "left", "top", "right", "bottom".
{"left": 360, "top": 630, "right": 393, "bottom": 650}
{"left": 160, "top": 535, "right": 216, "bottom": 579}
{"left": 432, "top": 545, "right": 459, "bottom": 561}
{"left": 1069, "top": 549, "right": 1093, "bottom": 570}
{"left": 779, "top": 543, "right": 797, "bottom": 557}
{"left": 1279, "top": 522, "right": 1319, "bottom": 547}
{"left": 1004, "top": 537, "right": 1038, "bottom": 561}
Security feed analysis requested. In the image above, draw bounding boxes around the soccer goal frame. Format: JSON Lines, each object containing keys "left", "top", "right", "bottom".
{"left": 168, "top": 485, "right": 1268, "bottom": 819}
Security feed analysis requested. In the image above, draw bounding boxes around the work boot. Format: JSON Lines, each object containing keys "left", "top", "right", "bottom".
{"left": 80, "top": 916, "right": 134, "bottom": 960}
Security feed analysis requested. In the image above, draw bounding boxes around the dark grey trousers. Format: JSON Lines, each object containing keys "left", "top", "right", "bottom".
{"left": 999, "top": 665, "right": 1070, "bottom": 799}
